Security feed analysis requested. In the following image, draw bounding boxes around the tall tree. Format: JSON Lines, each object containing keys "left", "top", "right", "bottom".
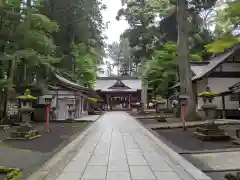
{"left": 40, "top": 0, "right": 106, "bottom": 86}
{"left": 0, "top": 0, "right": 59, "bottom": 119}
{"left": 177, "top": 0, "right": 196, "bottom": 120}
{"left": 107, "top": 38, "right": 132, "bottom": 76}
{"left": 117, "top": 0, "right": 157, "bottom": 109}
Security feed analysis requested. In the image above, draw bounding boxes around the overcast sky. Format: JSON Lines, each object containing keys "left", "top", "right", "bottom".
{"left": 99, "top": 0, "right": 129, "bottom": 76}
{"left": 102, "top": 0, "right": 129, "bottom": 43}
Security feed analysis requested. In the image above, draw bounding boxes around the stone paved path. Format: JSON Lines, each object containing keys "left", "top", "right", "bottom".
{"left": 34, "top": 112, "right": 211, "bottom": 180}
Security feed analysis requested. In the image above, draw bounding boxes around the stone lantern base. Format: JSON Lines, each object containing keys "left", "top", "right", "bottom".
{"left": 7, "top": 124, "right": 40, "bottom": 140}
{"left": 193, "top": 124, "right": 230, "bottom": 141}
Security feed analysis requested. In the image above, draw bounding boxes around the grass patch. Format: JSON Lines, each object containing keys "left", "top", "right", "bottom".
{"left": 0, "top": 166, "right": 22, "bottom": 180}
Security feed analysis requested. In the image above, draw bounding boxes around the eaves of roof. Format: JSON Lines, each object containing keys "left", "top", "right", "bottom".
{"left": 171, "top": 46, "right": 239, "bottom": 89}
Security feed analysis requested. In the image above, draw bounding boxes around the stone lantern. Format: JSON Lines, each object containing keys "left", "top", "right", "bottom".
{"left": 9, "top": 89, "right": 39, "bottom": 140}
{"left": 199, "top": 85, "right": 217, "bottom": 122}
{"left": 194, "top": 86, "right": 229, "bottom": 141}
{"left": 17, "top": 89, "right": 36, "bottom": 123}
{"left": 155, "top": 96, "right": 166, "bottom": 114}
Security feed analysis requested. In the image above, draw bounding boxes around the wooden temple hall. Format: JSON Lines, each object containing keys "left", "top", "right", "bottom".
{"left": 94, "top": 76, "right": 143, "bottom": 110}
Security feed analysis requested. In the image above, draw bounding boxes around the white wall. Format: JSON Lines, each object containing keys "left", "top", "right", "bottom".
{"left": 196, "top": 78, "right": 208, "bottom": 109}
{"left": 222, "top": 63, "right": 240, "bottom": 72}
{"left": 206, "top": 78, "right": 240, "bottom": 109}
{"left": 208, "top": 78, "right": 240, "bottom": 94}
{"left": 38, "top": 89, "right": 88, "bottom": 120}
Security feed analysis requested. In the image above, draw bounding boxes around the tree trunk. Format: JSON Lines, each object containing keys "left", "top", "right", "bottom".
{"left": 177, "top": 0, "right": 197, "bottom": 121}
{"left": 2, "top": 58, "right": 15, "bottom": 118}
{"left": 141, "top": 79, "right": 148, "bottom": 110}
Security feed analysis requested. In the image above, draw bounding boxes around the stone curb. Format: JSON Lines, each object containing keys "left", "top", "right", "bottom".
{"left": 151, "top": 121, "right": 240, "bottom": 130}
{"left": 26, "top": 113, "right": 105, "bottom": 180}
{"left": 135, "top": 118, "right": 212, "bottom": 180}
{"left": 74, "top": 114, "right": 103, "bottom": 122}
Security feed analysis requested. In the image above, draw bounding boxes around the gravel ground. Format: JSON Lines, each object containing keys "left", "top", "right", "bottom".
{"left": 155, "top": 127, "right": 239, "bottom": 151}
{"left": 0, "top": 122, "right": 91, "bottom": 179}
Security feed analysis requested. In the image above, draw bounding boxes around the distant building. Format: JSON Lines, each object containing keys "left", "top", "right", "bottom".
{"left": 94, "top": 76, "right": 151, "bottom": 110}
{"left": 37, "top": 74, "right": 99, "bottom": 121}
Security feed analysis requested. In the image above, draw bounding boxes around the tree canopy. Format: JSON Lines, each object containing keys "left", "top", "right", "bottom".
{"left": 0, "top": 0, "right": 106, "bottom": 119}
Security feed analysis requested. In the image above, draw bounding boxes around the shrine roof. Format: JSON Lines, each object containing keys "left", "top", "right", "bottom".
{"left": 95, "top": 76, "right": 142, "bottom": 91}
{"left": 190, "top": 62, "right": 210, "bottom": 77}
{"left": 171, "top": 45, "right": 239, "bottom": 89}
{"left": 54, "top": 74, "right": 100, "bottom": 99}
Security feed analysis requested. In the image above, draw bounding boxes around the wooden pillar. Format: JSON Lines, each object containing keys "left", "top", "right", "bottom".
{"left": 106, "top": 94, "right": 109, "bottom": 111}
{"left": 128, "top": 94, "right": 131, "bottom": 109}
{"left": 110, "top": 96, "right": 112, "bottom": 110}
{"left": 222, "top": 95, "right": 226, "bottom": 119}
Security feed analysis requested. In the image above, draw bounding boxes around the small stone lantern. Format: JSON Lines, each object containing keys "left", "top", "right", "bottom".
{"left": 17, "top": 89, "right": 36, "bottom": 123}
{"left": 9, "top": 89, "right": 39, "bottom": 140}
{"left": 194, "top": 86, "right": 229, "bottom": 140}
{"left": 155, "top": 96, "right": 166, "bottom": 114}
{"left": 199, "top": 86, "right": 217, "bottom": 122}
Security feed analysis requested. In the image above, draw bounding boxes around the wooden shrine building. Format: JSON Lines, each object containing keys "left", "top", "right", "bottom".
{"left": 171, "top": 45, "right": 240, "bottom": 118}
{"left": 94, "top": 76, "right": 143, "bottom": 110}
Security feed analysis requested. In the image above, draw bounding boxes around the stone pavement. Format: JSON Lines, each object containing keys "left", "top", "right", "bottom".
{"left": 27, "top": 112, "right": 211, "bottom": 180}
{"left": 192, "top": 151, "right": 240, "bottom": 171}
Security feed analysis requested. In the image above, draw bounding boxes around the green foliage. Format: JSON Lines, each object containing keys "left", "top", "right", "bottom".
{"left": 206, "top": 1, "right": 240, "bottom": 53}
{"left": 143, "top": 42, "right": 177, "bottom": 98}
{"left": 72, "top": 43, "right": 98, "bottom": 88}
{"left": 0, "top": 0, "right": 106, "bottom": 119}
{"left": 0, "top": 166, "right": 22, "bottom": 180}
{"left": 40, "top": 0, "right": 106, "bottom": 85}
{"left": 206, "top": 34, "right": 240, "bottom": 53}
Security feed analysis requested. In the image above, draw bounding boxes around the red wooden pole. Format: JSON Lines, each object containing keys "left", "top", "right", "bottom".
{"left": 45, "top": 104, "right": 50, "bottom": 132}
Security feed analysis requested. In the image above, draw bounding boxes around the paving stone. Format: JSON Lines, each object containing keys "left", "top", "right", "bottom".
{"left": 62, "top": 161, "right": 87, "bottom": 173}
{"left": 127, "top": 154, "right": 148, "bottom": 165}
{"left": 130, "top": 166, "right": 156, "bottom": 180}
{"left": 81, "top": 166, "right": 107, "bottom": 180}
{"left": 192, "top": 151, "right": 240, "bottom": 170}
{"left": 56, "top": 172, "right": 82, "bottom": 180}
{"left": 154, "top": 172, "right": 182, "bottom": 180}
{"left": 88, "top": 155, "right": 108, "bottom": 165}
{"left": 106, "top": 171, "right": 131, "bottom": 180}
{"left": 108, "top": 162, "right": 129, "bottom": 171}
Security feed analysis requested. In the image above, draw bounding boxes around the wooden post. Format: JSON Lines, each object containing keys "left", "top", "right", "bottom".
{"left": 129, "top": 94, "right": 131, "bottom": 109}
{"left": 45, "top": 103, "right": 50, "bottom": 132}
{"left": 221, "top": 95, "right": 226, "bottom": 119}
{"left": 106, "top": 94, "right": 109, "bottom": 111}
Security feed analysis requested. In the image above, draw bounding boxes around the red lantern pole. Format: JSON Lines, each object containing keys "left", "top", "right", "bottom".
{"left": 45, "top": 102, "right": 50, "bottom": 132}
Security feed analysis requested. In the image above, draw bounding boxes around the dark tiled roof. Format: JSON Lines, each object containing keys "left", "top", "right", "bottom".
{"left": 229, "top": 81, "right": 240, "bottom": 92}
{"left": 95, "top": 79, "right": 142, "bottom": 91}
{"left": 97, "top": 76, "right": 139, "bottom": 80}
{"left": 171, "top": 46, "right": 239, "bottom": 89}
{"left": 54, "top": 74, "right": 100, "bottom": 99}
{"left": 191, "top": 48, "right": 237, "bottom": 81}
{"left": 55, "top": 74, "right": 89, "bottom": 91}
